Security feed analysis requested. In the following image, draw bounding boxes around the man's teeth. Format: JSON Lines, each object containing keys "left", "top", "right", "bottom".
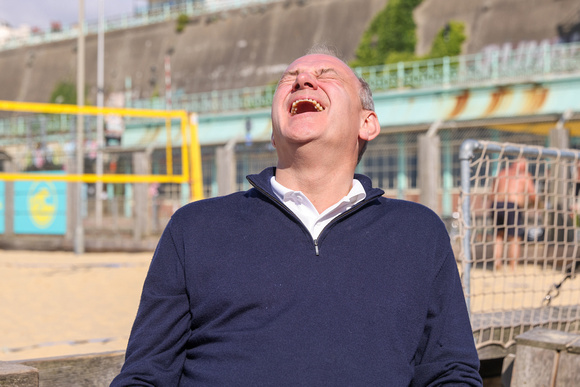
{"left": 290, "top": 99, "right": 325, "bottom": 115}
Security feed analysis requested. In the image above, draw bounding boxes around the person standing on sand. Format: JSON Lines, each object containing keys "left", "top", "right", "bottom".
{"left": 491, "top": 158, "right": 537, "bottom": 270}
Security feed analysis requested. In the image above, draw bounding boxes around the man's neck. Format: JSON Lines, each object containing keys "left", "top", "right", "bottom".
{"left": 275, "top": 157, "right": 356, "bottom": 214}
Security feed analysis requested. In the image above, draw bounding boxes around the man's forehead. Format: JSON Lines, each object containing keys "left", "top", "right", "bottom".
{"left": 285, "top": 54, "right": 353, "bottom": 75}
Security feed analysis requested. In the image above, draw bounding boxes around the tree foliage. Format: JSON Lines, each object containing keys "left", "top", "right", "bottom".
{"left": 49, "top": 81, "right": 90, "bottom": 105}
{"left": 351, "top": 0, "right": 423, "bottom": 67}
{"left": 350, "top": 0, "right": 466, "bottom": 67}
{"left": 426, "top": 21, "right": 466, "bottom": 59}
{"left": 49, "top": 81, "right": 77, "bottom": 104}
{"left": 176, "top": 13, "right": 189, "bottom": 33}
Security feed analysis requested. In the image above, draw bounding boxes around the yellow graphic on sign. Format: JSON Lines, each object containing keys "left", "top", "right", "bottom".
{"left": 28, "top": 183, "right": 57, "bottom": 228}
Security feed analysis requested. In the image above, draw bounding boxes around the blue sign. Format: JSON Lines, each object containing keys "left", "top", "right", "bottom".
{"left": 0, "top": 181, "right": 4, "bottom": 234}
{"left": 14, "top": 177, "right": 67, "bottom": 235}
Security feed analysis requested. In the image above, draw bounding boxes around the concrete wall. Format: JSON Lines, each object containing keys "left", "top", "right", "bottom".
{"left": 0, "top": 0, "right": 387, "bottom": 104}
{"left": 1, "top": 0, "right": 578, "bottom": 106}
{"left": 415, "top": 0, "right": 580, "bottom": 55}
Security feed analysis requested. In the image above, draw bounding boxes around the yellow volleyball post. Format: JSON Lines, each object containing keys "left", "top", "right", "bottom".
{"left": 189, "top": 112, "right": 204, "bottom": 201}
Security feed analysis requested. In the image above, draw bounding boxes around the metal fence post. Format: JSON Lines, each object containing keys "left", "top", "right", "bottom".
{"left": 216, "top": 138, "right": 237, "bottom": 197}
{"left": 443, "top": 56, "right": 450, "bottom": 86}
{"left": 3, "top": 158, "right": 15, "bottom": 238}
{"left": 133, "top": 151, "right": 149, "bottom": 241}
{"left": 459, "top": 139, "right": 480, "bottom": 312}
{"left": 549, "top": 123, "right": 572, "bottom": 242}
{"left": 418, "top": 123, "right": 441, "bottom": 214}
{"left": 397, "top": 62, "right": 405, "bottom": 89}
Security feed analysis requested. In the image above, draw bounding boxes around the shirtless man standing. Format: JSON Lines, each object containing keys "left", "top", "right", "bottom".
{"left": 492, "top": 158, "right": 537, "bottom": 270}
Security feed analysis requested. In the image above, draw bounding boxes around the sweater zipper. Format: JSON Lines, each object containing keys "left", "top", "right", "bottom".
{"left": 311, "top": 197, "right": 376, "bottom": 256}
{"left": 314, "top": 239, "right": 319, "bottom": 256}
{"left": 248, "top": 179, "right": 381, "bottom": 257}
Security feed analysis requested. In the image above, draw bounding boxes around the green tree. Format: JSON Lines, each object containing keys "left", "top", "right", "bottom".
{"left": 426, "top": 21, "right": 466, "bottom": 59}
{"left": 49, "top": 81, "right": 91, "bottom": 105}
{"left": 351, "top": 0, "right": 423, "bottom": 67}
{"left": 176, "top": 13, "right": 189, "bottom": 33}
{"left": 49, "top": 81, "right": 77, "bottom": 104}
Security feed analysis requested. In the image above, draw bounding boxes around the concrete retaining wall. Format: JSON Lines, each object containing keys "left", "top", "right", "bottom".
{"left": 415, "top": 0, "right": 579, "bottom": 55}
{"left": 0, "top": 0, "right": 386, "bottom": 105}
{"left": 1, "top": 0, "right": 577, "bottom": 106}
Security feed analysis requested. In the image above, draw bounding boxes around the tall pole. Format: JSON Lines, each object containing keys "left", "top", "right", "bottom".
{"left": 96, "top": 0, "right": 105, "bottom": 227}
{"left": 165, "top": 54, "right": 172, "bottom": 110}
{"left": 164, "top": 54, "right": 173, "bottom": 176}
{"left": 75, "top": 0, "right": 85, "bottom": 255}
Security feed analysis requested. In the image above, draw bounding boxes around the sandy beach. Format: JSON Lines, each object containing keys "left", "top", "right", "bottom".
{"left": 0, "top": 250, "right": 152, "bottom": 362}
{"left": 1, "top": 248, "right": 578, "bottom": 364}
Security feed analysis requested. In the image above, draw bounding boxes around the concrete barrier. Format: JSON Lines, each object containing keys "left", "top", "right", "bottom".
{"left": 509, "top": 328, "right": 580, "bottom": 386}
{"left": 3, "top": 333, "right": 579, "bottom": 387}
{"left": 1, "top": 351, "right": 124, "bottom": 387}
{"left": 0, "top": 362, "right": 38, "bottom": 387}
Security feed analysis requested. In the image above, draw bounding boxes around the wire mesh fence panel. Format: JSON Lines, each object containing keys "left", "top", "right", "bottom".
{"left": 457, "top": 140, "right": 580, "bottom": 353}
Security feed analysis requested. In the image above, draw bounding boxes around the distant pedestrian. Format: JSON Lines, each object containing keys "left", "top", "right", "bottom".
{"left": 491, "top": 158, "right": 537, "bottom": 270}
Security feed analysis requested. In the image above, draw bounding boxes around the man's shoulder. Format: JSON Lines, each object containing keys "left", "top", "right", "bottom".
{"left": 375, "top": 197, "right": 447, "bottom": 230}
{"left": 380, "top": 196, "right": 439, "bottom": 216}
{"left": 172, "top": 188, "right": 265, "bottom": 220}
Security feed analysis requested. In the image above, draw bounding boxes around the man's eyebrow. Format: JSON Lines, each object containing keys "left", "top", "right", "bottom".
{"left": 318, "top": 68, "right": 338, "bottom": 76}
{"left": 281, "top": 67, "right": 339, "bottom": 78}
{"left": 282, "top": 70, "right": 299, "bottom": 77}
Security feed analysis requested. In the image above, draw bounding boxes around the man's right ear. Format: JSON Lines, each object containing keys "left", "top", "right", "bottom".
{"left": 271, "top": 133, "right": 276, "bottom": 148}
{"left": 359, "top": 111, "right": 380, "bottom": 141}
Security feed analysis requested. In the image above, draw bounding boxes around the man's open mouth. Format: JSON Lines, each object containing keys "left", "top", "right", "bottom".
{"left": 290, "top": 99, "right": 325, "bottom": 115}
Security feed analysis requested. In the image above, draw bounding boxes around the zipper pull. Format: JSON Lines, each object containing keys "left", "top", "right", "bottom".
{"left": 314, "top": 239, "right": 319, "bottom": 256}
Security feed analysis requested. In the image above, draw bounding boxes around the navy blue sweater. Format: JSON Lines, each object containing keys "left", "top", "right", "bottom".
{"left": 111, "top": 167, "right": 482, "bottom": 386}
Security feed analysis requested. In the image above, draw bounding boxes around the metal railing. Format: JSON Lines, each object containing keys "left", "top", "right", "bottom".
{"left": 356, "top": 41, "right": 580, "bottom": 89}
{"left": 127, "top": 41, "right": 580, "bottom": 114}
{"left": 0, "top": 0, "right": 282, "bottom": 51}
{"left": 458, "top": 139, "right": 580, "bottom": 352}
{"left": 1, "top": 41, "right": 578, "bottom": 131}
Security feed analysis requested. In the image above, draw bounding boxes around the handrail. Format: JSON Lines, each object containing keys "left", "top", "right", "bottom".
{"left": 129, "top": 41, "right": 580, "bottom": 113}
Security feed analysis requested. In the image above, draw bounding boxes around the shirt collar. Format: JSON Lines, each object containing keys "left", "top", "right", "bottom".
{"left": 270, "top": 176, "right": 366, "bottom": 210}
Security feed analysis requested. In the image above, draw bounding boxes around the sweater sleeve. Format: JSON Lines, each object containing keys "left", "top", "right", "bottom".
{"left": 411, "top": 249, "right": 483, "bottom": 387}
{"left": 110, "top": 218, "right": 191, "bottom": 386}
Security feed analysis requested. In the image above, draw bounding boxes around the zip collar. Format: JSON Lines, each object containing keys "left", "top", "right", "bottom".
{"left": 246, "top": 167, "right": 386, "bottom": 256}
{"left": 246, "top": 167, "right": 385, "bottom": 203}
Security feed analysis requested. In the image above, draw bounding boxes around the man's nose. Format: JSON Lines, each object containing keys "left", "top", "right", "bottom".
{"left": 292, "top": 72, "right": 318, "bottom": 91}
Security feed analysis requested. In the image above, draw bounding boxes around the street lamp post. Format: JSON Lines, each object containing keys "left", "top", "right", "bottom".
{"left": 75, "top": 0, "right": 85, "bottom": 255}
{"left": 96, "top": 0, "right": 105, "bottom": 228}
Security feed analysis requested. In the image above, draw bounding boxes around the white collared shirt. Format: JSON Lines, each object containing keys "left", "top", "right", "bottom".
{"left": 270, "top": 176, "right": 366, "bottom": 240}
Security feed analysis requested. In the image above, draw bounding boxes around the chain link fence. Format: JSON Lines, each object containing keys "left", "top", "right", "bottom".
{"left": 457, "top": 139, "right": 580, "bottom": 357}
